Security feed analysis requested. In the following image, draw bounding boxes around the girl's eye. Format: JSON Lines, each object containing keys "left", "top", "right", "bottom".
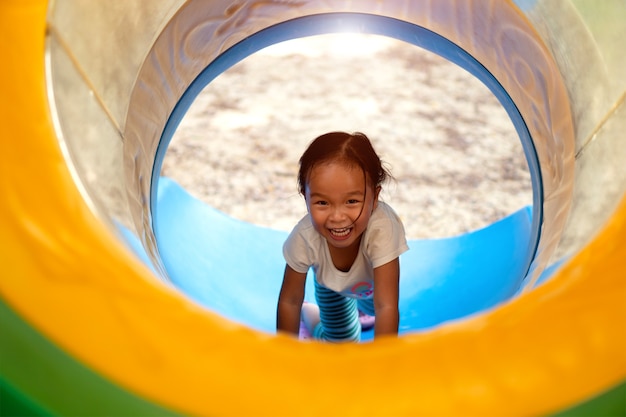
{"left": 315, "top": 200, "right": 328, "bottom": 206}
{"left": 347, "top": 199, "right": 360, "bottom": 205}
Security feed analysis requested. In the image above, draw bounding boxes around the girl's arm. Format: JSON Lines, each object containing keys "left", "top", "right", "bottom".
{"left": 276, "top": 264, "right": 307, "bottom": 336}
{"left": 373, "top": 258, "right": 400, "bottom": 338}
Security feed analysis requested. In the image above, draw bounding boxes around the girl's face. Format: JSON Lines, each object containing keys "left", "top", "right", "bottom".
{"left": 305, "top": 161, "right": 379, "bottom": 252}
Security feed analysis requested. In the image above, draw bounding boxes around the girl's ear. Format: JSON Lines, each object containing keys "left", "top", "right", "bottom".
{"left": 305, "top": 199, "right": 310, "bottom": 213}
{"left": 304, "top": 189, "right": 312, "bottom": 213}
{"left": 373, "top": 186, "right": 381, "bottom": 210}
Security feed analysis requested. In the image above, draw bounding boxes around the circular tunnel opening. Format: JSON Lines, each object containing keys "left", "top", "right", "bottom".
{"left": 150, "top": 14, "right": 541, "bottom": 339}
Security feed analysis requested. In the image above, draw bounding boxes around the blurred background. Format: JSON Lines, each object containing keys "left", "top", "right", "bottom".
{"left": 163, "top": 34, "right": 532, "bottom": 239}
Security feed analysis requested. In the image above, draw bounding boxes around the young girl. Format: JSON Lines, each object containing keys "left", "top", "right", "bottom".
{"left": 276, "top": 131, "right": 409, "bottom": 342}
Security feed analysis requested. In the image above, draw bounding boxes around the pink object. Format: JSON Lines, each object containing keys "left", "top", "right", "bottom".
{"left": 299, "top": 320, "right": 312, "bottom": 340}
{"left": 359, "top": 310, "right": 375, "bottom": 330}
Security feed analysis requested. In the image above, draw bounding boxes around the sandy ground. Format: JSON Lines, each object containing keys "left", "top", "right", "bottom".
{"left": 162, "top": 34, "right": 532, "bottom": 239}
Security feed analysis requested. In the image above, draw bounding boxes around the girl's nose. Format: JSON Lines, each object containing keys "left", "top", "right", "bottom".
{"left": 329, "top": 206, "right": 347, "bottom": 222}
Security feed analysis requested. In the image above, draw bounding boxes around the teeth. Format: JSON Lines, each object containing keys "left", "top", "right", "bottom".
{"left": 330, "top": 227, "right": 350, "bottom": 237}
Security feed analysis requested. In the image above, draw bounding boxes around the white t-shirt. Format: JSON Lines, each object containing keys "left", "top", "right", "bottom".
{"left": 283, "top": 202, "right": 409, "bottom": 299}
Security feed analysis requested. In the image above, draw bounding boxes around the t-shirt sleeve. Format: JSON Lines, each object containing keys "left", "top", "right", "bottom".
{"left": 366, "top": 205, "right": 409, "bottom": 268}
{"left": 283, "top": 226, "right": 312, "bottom": 274}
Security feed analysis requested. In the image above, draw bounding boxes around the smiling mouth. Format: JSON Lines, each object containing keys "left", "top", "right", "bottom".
{"left": 329, "top": 227, "right": 352, "bottom": 238}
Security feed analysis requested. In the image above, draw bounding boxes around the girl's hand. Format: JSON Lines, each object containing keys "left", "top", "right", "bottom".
{"left": 276, "top": 264, "right": 307, "bottom": 336}
{"left": 373, "top": 258, "right": 400, "bottom": 337}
